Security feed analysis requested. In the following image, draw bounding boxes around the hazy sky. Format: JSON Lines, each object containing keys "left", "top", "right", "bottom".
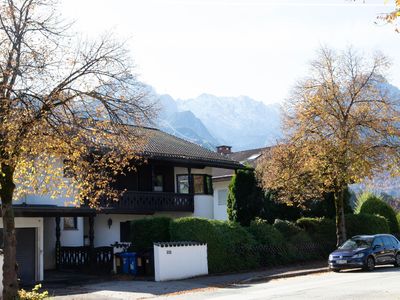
{"left": 61, "top": 0, "right": 399, "bottom": 104}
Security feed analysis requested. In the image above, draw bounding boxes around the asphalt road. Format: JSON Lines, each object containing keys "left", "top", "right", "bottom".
{"left": 157, "top": 266, "right": 400, "bottom": 300}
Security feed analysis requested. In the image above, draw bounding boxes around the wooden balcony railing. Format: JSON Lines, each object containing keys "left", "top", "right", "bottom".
{"left": 88, "top": 191, "right": 194, "bottom": 213}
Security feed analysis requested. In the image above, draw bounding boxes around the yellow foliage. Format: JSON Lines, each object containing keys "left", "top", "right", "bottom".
{"left": 18, "top": 284, "right": 49, "bottom": 300}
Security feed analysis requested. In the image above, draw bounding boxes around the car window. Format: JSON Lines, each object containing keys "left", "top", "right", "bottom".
{"left": 390, "top": 237, "right": 399, "bottom": 247}
{"left": 382, "top": 236, "right": 393, "bottom": 247}
{"left": 372, "top": 237, "right": 384, "bottom": 247}
{"left": 339, "top": 238, "right": 373, "bottom": 249}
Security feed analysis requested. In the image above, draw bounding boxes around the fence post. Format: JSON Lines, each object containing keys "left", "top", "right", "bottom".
{"left": 55, "top": 216, "right": 61, "bottom": 270}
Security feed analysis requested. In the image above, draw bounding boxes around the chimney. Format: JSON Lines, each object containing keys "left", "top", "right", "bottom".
{"left": 216, "top": 145, "right": 232, "bottom": 155}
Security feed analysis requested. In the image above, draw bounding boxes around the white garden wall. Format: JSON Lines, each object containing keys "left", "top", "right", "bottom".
{"left": 154, "top": 242, "right": 208, "bottom": 281}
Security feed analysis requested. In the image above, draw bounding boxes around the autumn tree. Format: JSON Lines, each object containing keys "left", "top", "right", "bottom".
{"left": 257, "top": 46, "right": 400, "bottom": 247}
{"left": 0, "top": 0, "right": 155, "bottom": 298}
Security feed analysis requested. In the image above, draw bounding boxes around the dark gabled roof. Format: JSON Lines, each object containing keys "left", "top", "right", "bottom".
{"left": 137, "top": 127, "right": 242, "bottom": 169}
{"left": 213, "top": 146, "right": 271, "bottom": 179}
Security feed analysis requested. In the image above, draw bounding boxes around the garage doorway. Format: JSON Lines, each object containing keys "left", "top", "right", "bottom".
{"left": 0, "top": 227, "right": 37, "bottom": 284}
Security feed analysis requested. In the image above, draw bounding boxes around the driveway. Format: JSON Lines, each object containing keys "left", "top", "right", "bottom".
{"left": 48, "top": 261, "right": 326, "bottom": 299}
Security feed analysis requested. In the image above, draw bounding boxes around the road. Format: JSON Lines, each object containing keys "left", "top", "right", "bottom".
{"left": 156, "top": 266, "right": 400, "bottom": 300}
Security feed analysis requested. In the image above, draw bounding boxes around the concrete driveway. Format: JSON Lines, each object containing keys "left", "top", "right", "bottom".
{"left": 48, "top": 261, "right": 326, "bottom": 299}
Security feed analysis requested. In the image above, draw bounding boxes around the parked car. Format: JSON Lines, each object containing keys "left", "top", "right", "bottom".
{"left": 328, "top": 234, "right": 400, "bottom": 272}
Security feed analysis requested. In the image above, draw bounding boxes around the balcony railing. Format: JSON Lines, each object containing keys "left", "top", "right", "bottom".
{"left": 92, "top": 191, "right": 194, "bottom": 213}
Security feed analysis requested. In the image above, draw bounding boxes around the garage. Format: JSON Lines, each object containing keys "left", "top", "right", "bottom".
{"left": 0, "top": 228, "right": 37, "bottom": 284}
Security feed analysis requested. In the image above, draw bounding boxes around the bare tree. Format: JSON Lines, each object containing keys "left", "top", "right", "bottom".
{"left": 257, "top": 46, "right": 400, "bottom": 247}
{"left": 0, "top": 0, "right": 155, "bottom": 298}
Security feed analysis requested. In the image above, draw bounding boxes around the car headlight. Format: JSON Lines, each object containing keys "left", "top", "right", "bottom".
{"left": 329, "top": 254, "right": 333, "bottom": 260}
{"left": 352, "top": 253, "right": 365, "bottom": 259}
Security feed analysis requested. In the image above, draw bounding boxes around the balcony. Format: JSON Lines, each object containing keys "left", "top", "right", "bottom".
{"left": 92, "top": 191, "right": 194, "bottom": 213}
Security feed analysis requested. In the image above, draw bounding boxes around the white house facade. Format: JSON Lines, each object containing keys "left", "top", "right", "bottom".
{"left": 0, "top": 127, "right": 242, "bottom": 284}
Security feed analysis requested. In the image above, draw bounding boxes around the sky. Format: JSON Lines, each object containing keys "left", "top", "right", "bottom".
{"left": 60, "top": 0, "right": 399, "bottom": 104}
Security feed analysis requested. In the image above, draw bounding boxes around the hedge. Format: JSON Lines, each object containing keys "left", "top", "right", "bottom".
{"left": 296, "top": 217, "right": 336, "bottom": 248}
{"left": 397, "top": 213, "right": 400, "bottom": 232}
{"left": 248, "top": 218, "right": 285, "bottom": 246}
{"left": 359, "top": 196, "right": 399, "bottom": 234}
{"left": 128, "top": 217, "right": 171, "bottom": 252}
{"left": 169, "top": 217, "right": 258, "bottom": 273}
{"left": 345, "top": 213, "right": 390, "bottom": 237}
{"left": 297, "top": 215, "right": 389, "bottom": 247}
{"left": 273, "top": 219, "right": 301, "bottom": 238}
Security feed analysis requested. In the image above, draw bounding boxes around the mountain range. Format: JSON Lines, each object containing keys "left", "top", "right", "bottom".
{"left": 155, "top": 93, "right": 281, "bottom": 151}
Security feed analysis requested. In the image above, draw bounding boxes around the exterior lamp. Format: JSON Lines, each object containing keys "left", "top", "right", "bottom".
{"left": 107, "top": 218, "right": 113, "bottom": 229}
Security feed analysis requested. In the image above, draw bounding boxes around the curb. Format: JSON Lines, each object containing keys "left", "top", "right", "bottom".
{"left": 238, "top": 267, "right": 329, "bottom": 284}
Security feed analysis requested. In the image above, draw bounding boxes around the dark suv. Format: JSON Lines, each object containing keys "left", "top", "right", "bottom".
{"left": 328, "top": 234, "right": 400, "bottom": 272}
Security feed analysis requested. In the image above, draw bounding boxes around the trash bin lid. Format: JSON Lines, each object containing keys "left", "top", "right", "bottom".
{"left": 119, "top": 252, "right": 136, "bottom": 257}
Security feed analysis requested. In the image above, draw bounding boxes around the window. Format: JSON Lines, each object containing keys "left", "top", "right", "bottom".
{"left": 154, "top": 174, "right": 164, "bottom": 192}
{"left": 373, "top": 237, "right": 384, "bottom": 247}
{"left": 390, "top": 236, "right": 399, "bottom": 247}
{"left": 193, "top": 175, "right": 205, "bottom": 194}
{"left": 177, "top": 175, "right": 189, "bottom": 194}
{"left": 177, "top": 174, "right": 213, "bottom": 195}
{"left": 205, "top": 176, "right": 213, "bottom": 195}
{"left": 218, "top": 189, "right": 228, "bottom": 206}
{"left": 63, "top": 217, "right": 78, "bottom": 230}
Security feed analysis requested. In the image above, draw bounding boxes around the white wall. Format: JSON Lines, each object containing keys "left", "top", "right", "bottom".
{"left": 154, "top": 243, "right": 208, "bottom": 281}
{"left": 193, "top": 195, "right": 214, "bottom": 219}
{"left": 0, "top": 217, "right": 44, "bottom": 281}
{"left": 213, "top": 180, "right": 230, "bottom": 221}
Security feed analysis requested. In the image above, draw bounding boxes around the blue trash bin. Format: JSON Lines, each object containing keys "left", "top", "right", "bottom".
{"left": 119, "top": 252, "right": 137, "bottom": 275}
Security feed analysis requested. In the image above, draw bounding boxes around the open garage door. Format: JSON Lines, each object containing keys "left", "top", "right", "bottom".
{"left": 0, "top": 227, "right": 36, "bottom": 284}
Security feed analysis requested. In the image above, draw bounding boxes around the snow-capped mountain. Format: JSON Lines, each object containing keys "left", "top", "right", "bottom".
{"left": 155, "top": 93, "right": 281, "bottom": 151}
{"left": 177, "top": 94, "right": 281, "bottom": 151}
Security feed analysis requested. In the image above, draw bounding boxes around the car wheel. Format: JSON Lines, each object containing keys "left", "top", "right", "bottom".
{"left": 394, "top": 254, "right": 400, "bottom": 267}
{"left": 364, "top": 256, "right": 375, "bottom": 271}
{"left": 332, "top": 268, "right": 340, "bottom": 273}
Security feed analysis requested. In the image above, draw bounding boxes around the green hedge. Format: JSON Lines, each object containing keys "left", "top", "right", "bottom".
{"left": 248, "top": 218, "right": 285, "bottom": 246}
{"left": 296, "top": 217, "right": 336, "bottom": 248}
{"left": 273, "top": 219, "right": 301, "bottom": 238}
{"left": 359, "top": 196, "right": 399, "bottom": 234}
{"left": 169, "top": 217, "right": 258, "bottom": 273}
{"left": 397, "top": 213, "right": 400, "bottom": 232}
{"left": 345, "top": 213, "right": 390, "bottom": 237}
{"left": 128, "top": 217, "right": 171, "bottom": 252}
{"left": 297, "top": 215, "right": 389, "bottom": 248}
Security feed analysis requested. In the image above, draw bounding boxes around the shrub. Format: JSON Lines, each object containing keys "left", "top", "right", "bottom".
{"left": 345, "top": 213, "right": 390, "bottom": 238}
{"left": 227, "top": 169, "right": 265, "bottom": 226}
{"left": 273, "top": 219, "right": 301, "bottom": 238}
{"left": 129, "top": 217, "right": 171, "bottom": 252}
{"left": 359, "top": 195, "right": 399, "bottom": 234}
{"left": 170, "top": 217, "right": 258, "bottom": 273}
{"left": 248, "top": 218, "right": 285, "bottom": 246}
{"left": 296, "top": 217, "right": 336, "bottom": 248}
{"left": 353, "top": 191, "right": 374, "bottom": 214}
{"left": 18, "top": 284, "right": 49, "bottom": 300}
{"left": 397, "top": 213, "right": 400, "bottom": 233}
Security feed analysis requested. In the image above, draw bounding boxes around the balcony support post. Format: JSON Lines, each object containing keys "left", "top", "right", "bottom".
{"left": 188, "top": 167, "right": 193, "bottom": 194}
{"left": 55, "top": 216, "right": 61, "bottom": 270}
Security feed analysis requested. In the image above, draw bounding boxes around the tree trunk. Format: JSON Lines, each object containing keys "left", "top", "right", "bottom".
{"left": 0, "top": 165, "right": 18, "bottom": 300}
{"left": 334, "top": 189, "right": 347, "bottom": 247}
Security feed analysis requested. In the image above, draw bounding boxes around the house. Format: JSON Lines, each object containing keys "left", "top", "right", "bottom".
{"left": 212, "top": 146, "right": 270, "bottom": 220}
{"left": 0, "top": 127, "right": 242, "bottom": 284}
